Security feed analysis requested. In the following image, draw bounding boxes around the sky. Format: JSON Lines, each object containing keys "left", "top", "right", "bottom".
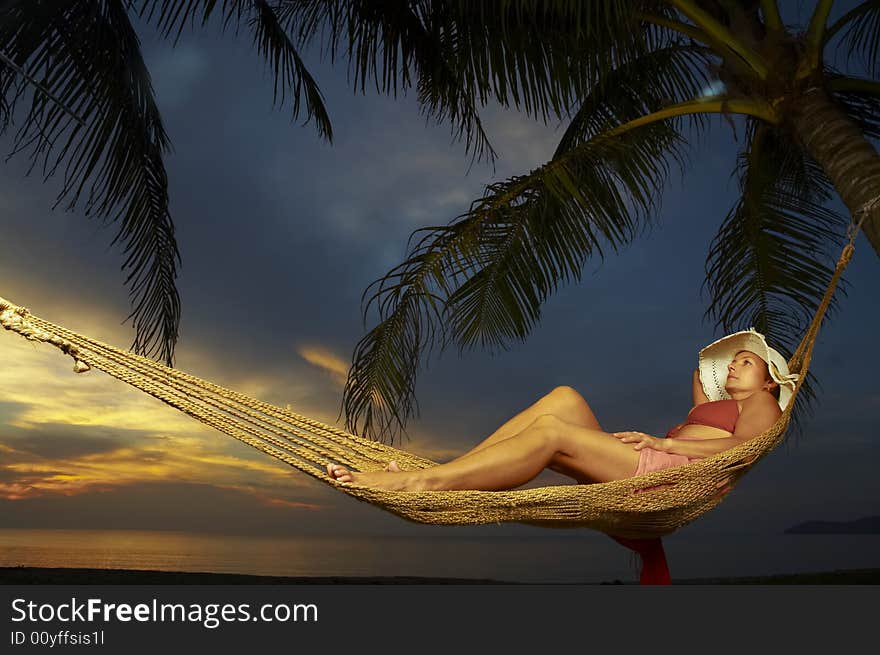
{"left": 0, "top": 2, "right": 878, "bottom": 579}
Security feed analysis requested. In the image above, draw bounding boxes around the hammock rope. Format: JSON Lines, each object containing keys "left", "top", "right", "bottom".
{"left": 0, "top": 204, "right": 870, "bottom": 541}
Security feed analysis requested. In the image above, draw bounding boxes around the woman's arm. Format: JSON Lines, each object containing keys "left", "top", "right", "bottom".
{"left": 663, "top": 435, "right": 744, "bottom": 458}
{"left": 613, "top": 430, "right": 744, "bottom": 457}
{"left": 614, "top": 392, "right": 781, "bottom": 458}
{"left": 730, "top": 392, "right": 781, "bottom": 441}
{"left": 692, "top": 368, "right": 710, "bottom": 407}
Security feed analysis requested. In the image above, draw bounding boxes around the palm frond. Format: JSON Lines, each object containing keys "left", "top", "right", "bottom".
{"left": 0, "top": 49, "right": 15, "bottom": 131}
{"left": 138, "top": 0, "right": 226, "bottom": 42}
{"left": 828, "top": 0, "right": 880, "bottom": 79}
{"left": 344, "top": 119, "right": 691, "bottom": 442}
{"left": 0, "top": 0, "right": 180, "bottom": 365}
{"left": 327, "top": 0, "right": 497, "bottom": 162}
{"left": 282, "top": 0, "right": 664, "bottom": 163}
{"left": 555, "top": 42, "right": 715, "bottom": 157}
{"left": 434, "top": 0, "right": 659, "bottom": 121}
{"left": 137, "top": 0, "right": 332, "bottom": 138}
{"left": 250, "top": 0, "right": 331, "bottom": 137}
{"left": 828, "top": 73, "right": 880, "bottom": 140}
{"left": 0, "top": 47, "right": 86, "bottom": 125}
{"left": 703, "top": 120, "right": 851, "bottom": 438}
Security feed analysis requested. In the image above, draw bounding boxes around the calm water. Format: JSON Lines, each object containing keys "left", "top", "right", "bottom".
{"left": 1, "top": 529, "right": 878, "bottom": 583}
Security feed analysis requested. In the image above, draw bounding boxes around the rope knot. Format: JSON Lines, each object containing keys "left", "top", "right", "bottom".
{"left": 1, "top": 296, "right": 91, "bottom": 373}
{"left": 856, "top": 194, "right": 880, "bottom": 216}
{"left": 844, "top": 195, "right": 876, "bottom": 247}
{"left": 59, "top": 343, "right": 91, "bottom": 373}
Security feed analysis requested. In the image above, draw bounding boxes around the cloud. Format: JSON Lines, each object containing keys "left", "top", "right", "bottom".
{"left": 0, "top": 425, "right": 327, "bottom": 500}
{"left": 482, "top": 104, "right": 560, "bottom": 170}
{"left": 2, "top": 423, "right": 130, "bottom": 459}
{"left": 0, "top": 333, "right": 206, "bottom": 436}
{"left": 0, "top": 400, "right": 27, "bottom": 425}
{"left": 296, "top": 344, "right": 349, "bottom": 387}
{"left": 0, "top": 333, "right": 332, "bottom": 504}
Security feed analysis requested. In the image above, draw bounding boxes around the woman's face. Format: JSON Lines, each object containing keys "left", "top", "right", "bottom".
{"left": 725, "top": 350, "right": 777, "bottom": 395}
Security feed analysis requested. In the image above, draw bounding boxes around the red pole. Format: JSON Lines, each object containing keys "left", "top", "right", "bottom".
{"left": 609, "top": 535, "right": 671, "bottom": 585}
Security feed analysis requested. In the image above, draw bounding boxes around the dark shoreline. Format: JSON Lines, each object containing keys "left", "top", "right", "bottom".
{"left": 2, "top": 566, "right": 879, "bottom": 585}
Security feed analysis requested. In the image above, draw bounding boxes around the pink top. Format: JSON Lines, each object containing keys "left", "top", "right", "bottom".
{"left": 666, "top": 399, "right": 740, "bottom": 438}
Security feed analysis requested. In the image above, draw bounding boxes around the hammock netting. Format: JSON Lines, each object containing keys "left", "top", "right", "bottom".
{"left": 0, "top": 236, "right": 855, "bottom": 540}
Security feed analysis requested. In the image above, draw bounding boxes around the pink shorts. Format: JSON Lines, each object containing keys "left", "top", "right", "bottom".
{"left": 634, "top": 447, "right": 691, "bottom": 476}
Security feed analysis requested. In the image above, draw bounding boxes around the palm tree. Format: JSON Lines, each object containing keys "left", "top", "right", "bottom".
{"left": 3, "top": 2, "right": 879, "bottom": 444}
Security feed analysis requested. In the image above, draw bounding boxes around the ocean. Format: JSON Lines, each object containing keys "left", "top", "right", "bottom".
{"left": 1, "top": 528, "right": 878, "bottom": 583}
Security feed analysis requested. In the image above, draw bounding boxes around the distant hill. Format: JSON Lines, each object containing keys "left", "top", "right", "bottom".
{"left": 784, "top": 516, "right": 880, "bottom": 534}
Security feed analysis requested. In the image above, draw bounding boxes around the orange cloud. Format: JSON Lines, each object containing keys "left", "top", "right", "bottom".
{"left": 0, "top": 433, "right": 324, "bottom": 503}
{"left": 296, "top": 344, "right": 349, "bottom": 387}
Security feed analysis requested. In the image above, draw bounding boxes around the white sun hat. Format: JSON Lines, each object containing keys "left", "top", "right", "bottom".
{"left": 698, "top": 328, "right": 799, "bottom": 411}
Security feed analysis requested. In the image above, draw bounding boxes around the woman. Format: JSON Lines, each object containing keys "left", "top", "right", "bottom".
{"left": 327, "top": 329, "right": 799, "bottom": 491}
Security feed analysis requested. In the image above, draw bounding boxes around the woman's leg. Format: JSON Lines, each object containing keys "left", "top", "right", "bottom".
{"left": 327, "top": 414, "right": 640, "bottom": 491}
{"left": 378, "top": 386, "right": 600, "bottom": 471}
{"left": 448, "top": 386, "right": 602, "bottom": 463}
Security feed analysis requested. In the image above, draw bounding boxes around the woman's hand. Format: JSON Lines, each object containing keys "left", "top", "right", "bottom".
{"left": 612, "top": 431, "right": 669, "bottom": 453}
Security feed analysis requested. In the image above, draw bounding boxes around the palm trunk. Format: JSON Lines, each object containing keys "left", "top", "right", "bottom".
{"left": 788, "top": 86, "right": 880, "bottom": 256}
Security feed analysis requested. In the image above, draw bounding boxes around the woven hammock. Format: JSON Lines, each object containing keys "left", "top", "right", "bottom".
{"left": 0, "top": 212, "right": 868, "bottom": 549}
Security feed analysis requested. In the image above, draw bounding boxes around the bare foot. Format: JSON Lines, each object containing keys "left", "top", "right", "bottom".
{"left": 326, "top": 462, "right": 417, "bottom": 490}
{"left": 326, "top": 462, "right": 359, "bottom": 482}
{"left": 326, "top": 460, "right": 399, "bottom": 479}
